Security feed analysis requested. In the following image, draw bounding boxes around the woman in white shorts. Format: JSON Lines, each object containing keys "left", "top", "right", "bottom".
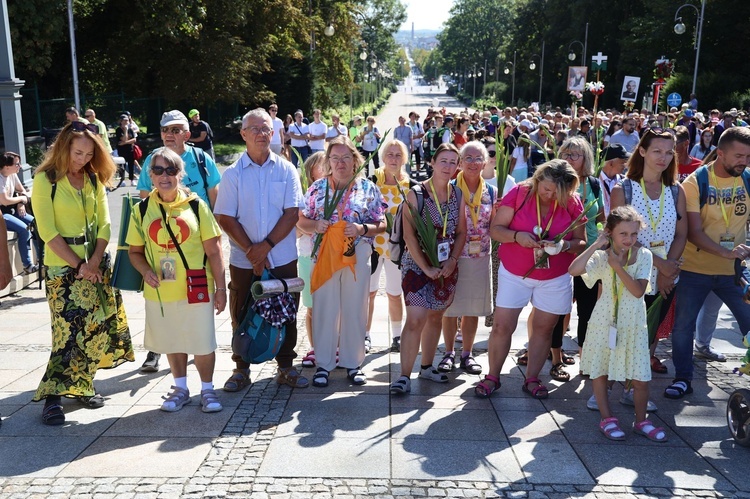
{"left": 367, "top": 140, "right": 415, "bottom": 353}
{"left": 476, "top": 159, "right": 585, "bottom": 399}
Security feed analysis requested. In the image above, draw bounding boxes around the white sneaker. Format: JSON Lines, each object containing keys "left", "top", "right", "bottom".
{"left": 586, "top": 388, "right": 611, "bottom": 411}
{"left": 694, "top": 344, "right": 726, "bottom": 362}
{"left": 418, "top": 366, "right": 449, "bottom": 383}
{"left": 619, "top": 388, "right": 658, "bottom": 412}
{"left": 130, "top": 180, "right": 137, "bottom": 187}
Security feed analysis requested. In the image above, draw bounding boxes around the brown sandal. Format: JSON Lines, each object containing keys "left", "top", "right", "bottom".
{"left": 223, "top": 369, "right": 251, "bottom": 392}
{"left": 549, "top": 363, "right": 570, "bottom": 382}
{"left": 650, "top": 356, "right": 668, "bottom": 374}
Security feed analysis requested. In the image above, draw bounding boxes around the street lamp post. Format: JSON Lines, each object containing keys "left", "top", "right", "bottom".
{"left": 674, "top": 0, "right": 706, "bottom": 96}
{"left": 567, "top": 40, "right": 584, "bottom": 63}
{"left": 529, "top": 40, "right": 544, "bottom": 106}
{"left": 503, "top": 51, "right": 516, "bottom": 106}
{"left": 360, "top": 49, "right": 367, "bottom": 116}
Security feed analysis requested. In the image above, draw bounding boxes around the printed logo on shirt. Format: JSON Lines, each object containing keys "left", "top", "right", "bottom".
{"left": 706, "top": 185, "right": 747, "bottom": 207}
{"left": 148, "top": 217, "right": 191, "bottom": 250}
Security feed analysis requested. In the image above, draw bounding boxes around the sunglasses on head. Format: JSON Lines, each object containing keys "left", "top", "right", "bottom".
{"left": 70, "top": 121, "right": 100, "bottom": 134}
{"left": 645, "top": 127, "right": 676, "bottom": 137}
{"left": 549, "top": 167, "right": 577, "bottom": 182}
{"left": 151, "top": 165, "right": 180, "bottom": 176}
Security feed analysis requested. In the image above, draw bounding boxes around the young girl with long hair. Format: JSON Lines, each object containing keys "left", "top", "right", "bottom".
{"left": 569, "top": 206, "right": 667, "bottom": 442}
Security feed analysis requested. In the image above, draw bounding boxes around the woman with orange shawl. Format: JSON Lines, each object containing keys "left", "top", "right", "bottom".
{"left": 298, "top": 136, "right": 386, "bottom": 388}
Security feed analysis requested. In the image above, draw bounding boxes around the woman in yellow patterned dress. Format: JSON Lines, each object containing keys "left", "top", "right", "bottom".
{"left": 32, "top": 122, "right": 134, "bottom": 425}
{"left": 366, "top": 140, "right": 416, "bottom": 353}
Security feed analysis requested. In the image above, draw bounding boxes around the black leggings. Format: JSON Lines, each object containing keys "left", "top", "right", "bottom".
{"left": 552, "top": 275, "right": 599, "bottom": 348}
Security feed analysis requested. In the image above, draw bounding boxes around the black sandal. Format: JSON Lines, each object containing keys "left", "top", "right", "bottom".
{"left": 437, "top": 352, "right": 455, "bottom": 372}
{"left": 312, "top": 368, "right": 329, "bottom": 388}
{"left": 347, "top": 368, "right": 367, "bottom": 386}
{"left": 549, "top": 363, "right": 570, "bottom": 382}
{"left": 42, "top": 403, "right": 65, "bottom": 426}
{"left": 78, "top": 394, "right": 105, "bottom": 408}
{"left": 664, "top": 379, "right": 692, "bottom": 399}
{"left": 548, "top": 350, "right": 576, "bottom": 365}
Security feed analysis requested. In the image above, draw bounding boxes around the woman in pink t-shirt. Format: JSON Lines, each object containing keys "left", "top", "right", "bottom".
{"left": 475, "top": 159, "right": 585, "bottom": 399}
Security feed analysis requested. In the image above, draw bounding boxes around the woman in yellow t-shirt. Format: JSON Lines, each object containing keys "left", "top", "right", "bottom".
{"left": 367, "top": 140, "right": 414, "bottom": 353}
{"left": 127, "top": 147, "right": 226, "bottom": 413}
{"left": 32, "top": 121, "right": 135, "bottom": 426}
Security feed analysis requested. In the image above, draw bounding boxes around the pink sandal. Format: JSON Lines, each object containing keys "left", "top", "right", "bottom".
{"left": 522, "top": 376, "right": 549, "bottom": 399}
{"left": 599, "top": 417, "right": 626, "bottom": 441}
{"left": 474, "top": 375, "right": 501, "bottom": 398}
{"left": 301, "top": 350, "right": 316, "bottom": 368}
{"left": 634, "top": 419, "right": 668, "bottom": 442}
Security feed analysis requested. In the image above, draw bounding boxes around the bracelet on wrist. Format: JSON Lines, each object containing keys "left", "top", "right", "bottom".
{"left": 361, "top": 223, "right": 369, "bottom": 235}
{"left": 216, "top": 287, "right": 227, "bottom": 291}
{"left": 264, "top": 237, "right": 276, "bottom": 249}
{"left": 74, "top": 260, "right": 85, "bottom": 274}
{"left": 513, "top": 231, "right": 519, "bottom": 242}
{"left": 449, "top": 255, "right": 458, "bottom": 262}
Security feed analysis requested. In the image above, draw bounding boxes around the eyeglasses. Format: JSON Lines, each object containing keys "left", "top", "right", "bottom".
{"left": 461, "top": 156, "right": 484, "bottom": 164}
{"left": 243, "top": 126, "right": 272, "bottom": 135}
{"left": 70, "top": 121, "right": 100, "bottom": 134}
{"left": 151, "top": 165, "right": 180, "bottom": 176}
{"left": 329, "top": 155, "right": 353, "bottom": 164}
{"left": 161, "top": 127, "right": 186, "bottom": 135}
{"left": 560, "top": 152, "right": 582, "bottom": 161}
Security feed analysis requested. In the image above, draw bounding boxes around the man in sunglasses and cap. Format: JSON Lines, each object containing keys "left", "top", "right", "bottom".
{"left": 136, "top": 110, "right": 222, "bottom": 373}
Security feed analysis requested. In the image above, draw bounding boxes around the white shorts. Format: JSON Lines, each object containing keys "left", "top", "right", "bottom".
{"left": 369, "top": 255, "right": 403, "bottom": 296}
{"left": 495, "top": 263, "right": 573, "bottom": 315}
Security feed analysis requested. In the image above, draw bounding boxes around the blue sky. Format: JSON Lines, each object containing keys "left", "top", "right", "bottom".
{"left": 401, "top": 0, "right": 454, "bottom": 31}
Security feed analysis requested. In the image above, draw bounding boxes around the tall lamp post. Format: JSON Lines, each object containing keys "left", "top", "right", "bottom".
{"left": 529, "top": 41, "right": 545, "bottom": 106}
{"left": 360, "top": 49, "right": 368, "bottom": 116}
{"left": 503, "top": 52, "right": 516, "bottom": 106}
{"left": 674, "top": 0, "right": 706, "bottom": 96}
{"left": 471, "top": 63, "right": 482, "bottom": 104}
{"left": 567, "top": 40, "right": 584, "bottom": 63}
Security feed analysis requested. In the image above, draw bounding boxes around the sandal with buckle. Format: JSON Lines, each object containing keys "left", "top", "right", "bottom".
{"left": 516, "top": 349, "right": 529, "bottom": 366}
{"left": 200, "top": 389, "right": 223, "bottom": 413}
{"left": 42, "top": 403, "right": 65, "bottom": 426}
{"left": 599, "top": 417, "right": 626, "bottom": 441}
{"left": 277, "top": 367, "right": 309, "bottom": 388}
{"left": 634, "top": 419, "right": 668, "bottom": 442}
{"left": 347, "top": 368, "right": 367, "bottom": 385}
{"left": 650, "top": 356, "right": 668, "bottom": 374}
{"left": 549, "top": 362, "right": 571, "bottom": 382}
{"left": 389, "top": 376, "right": 411, "bottom": 394}
{"left": 522, "top": 376, "right": 549, "bottom": 399}
{"left": 460, "top": 354, "right": 482, "bottom": 375}
{"left": 474, "top": 374, "right": 500, "bottom": 398}
{"left": 547, "top": 350, "right": 576, "bottom": 365}
{"left": 78, "top": 394, "right": 105, "bottom": 408}
{"left": 301, "top": 350, "right": 316, "bottom": 368}
{"left": 223, "top": 369, "right": 251, "bottom": 392}
{"left": 160, "top": 386, "right": 191, "bottom": 412}
{"left": 437, "top": 352, "right": 455, "bottom": 372}
{"left": 312, "top": 368, "right": 329, "bottom": 388}
{"left": 664, "top": 379, "right": 692, "bottom": 399}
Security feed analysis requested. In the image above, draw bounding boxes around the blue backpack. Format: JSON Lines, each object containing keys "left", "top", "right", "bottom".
{"left": 231, "top": 270, "right": 286, "bottom": 364}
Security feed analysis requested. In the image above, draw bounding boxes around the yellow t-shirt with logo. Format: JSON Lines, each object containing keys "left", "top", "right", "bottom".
{"left": 682, "top": 167, "right": 750, "bottom": 275}
{"left": 126, "top": 189, "right": 222, "bottom": 302}
{"left": 371, "top": 169, "right": 410, "bottom": 258}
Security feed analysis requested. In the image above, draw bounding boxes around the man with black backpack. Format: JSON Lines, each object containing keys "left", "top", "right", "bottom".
{"left": 136, "top": 110, "right": 222, "bottom": 372}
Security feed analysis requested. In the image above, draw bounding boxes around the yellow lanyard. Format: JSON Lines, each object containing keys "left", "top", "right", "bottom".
{"left": 429, "top": 179, "right": 450, "bottom": 238}
{"left": 610, "top": 247, "right": 632, "bottom": 325}
{"left": 639, "top": 178, "right": 665, "bottom": 233}
{"left": 535, "top": 195, "right": 557, "bottom": 240}
{"left": 709, "top": 165, "right": 738, "bottom": 231}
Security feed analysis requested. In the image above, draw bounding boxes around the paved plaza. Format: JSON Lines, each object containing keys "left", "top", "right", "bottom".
{"left": 1, "top": 86, "right": 750, "bottom": 497}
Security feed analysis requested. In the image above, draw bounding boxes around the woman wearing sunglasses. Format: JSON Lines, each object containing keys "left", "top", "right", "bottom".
{"left": 477, "top": 159, "right": 585, "bottom": 399}
{"left": 31, "top": 121, "right": 135, "bottom": 425}
{"left": 127, "top": 147, "right": 226, "bottom": 413}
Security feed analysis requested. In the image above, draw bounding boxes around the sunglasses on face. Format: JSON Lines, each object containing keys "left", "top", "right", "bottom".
{"left": 161, "top": 127, "right": 186, "bottom": 135}
{"left": 70, "top": 121, "right": 100, "bottom": 134}
{"left": 488, "top": 150, "right": 496, "bottom": 158}
{"left": 151, "top": 165, "right": 180, "bottom": 176}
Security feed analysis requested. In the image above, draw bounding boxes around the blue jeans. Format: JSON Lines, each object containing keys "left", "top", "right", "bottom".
{"left": 290, "top": 145, "right": 310, "bottom": 167}
{"left": 672, "top": 270, "right": 750, "bottom": 380}
{"left": 3, "top": 213, "right": 34, "bottom": 267}
{"left": 695, "top": 291, "right": 723, "bottom": 347}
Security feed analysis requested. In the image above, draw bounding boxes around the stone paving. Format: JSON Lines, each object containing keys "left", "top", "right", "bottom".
{"left": 2, "top": 83, "right": 750, "bottom": 498}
